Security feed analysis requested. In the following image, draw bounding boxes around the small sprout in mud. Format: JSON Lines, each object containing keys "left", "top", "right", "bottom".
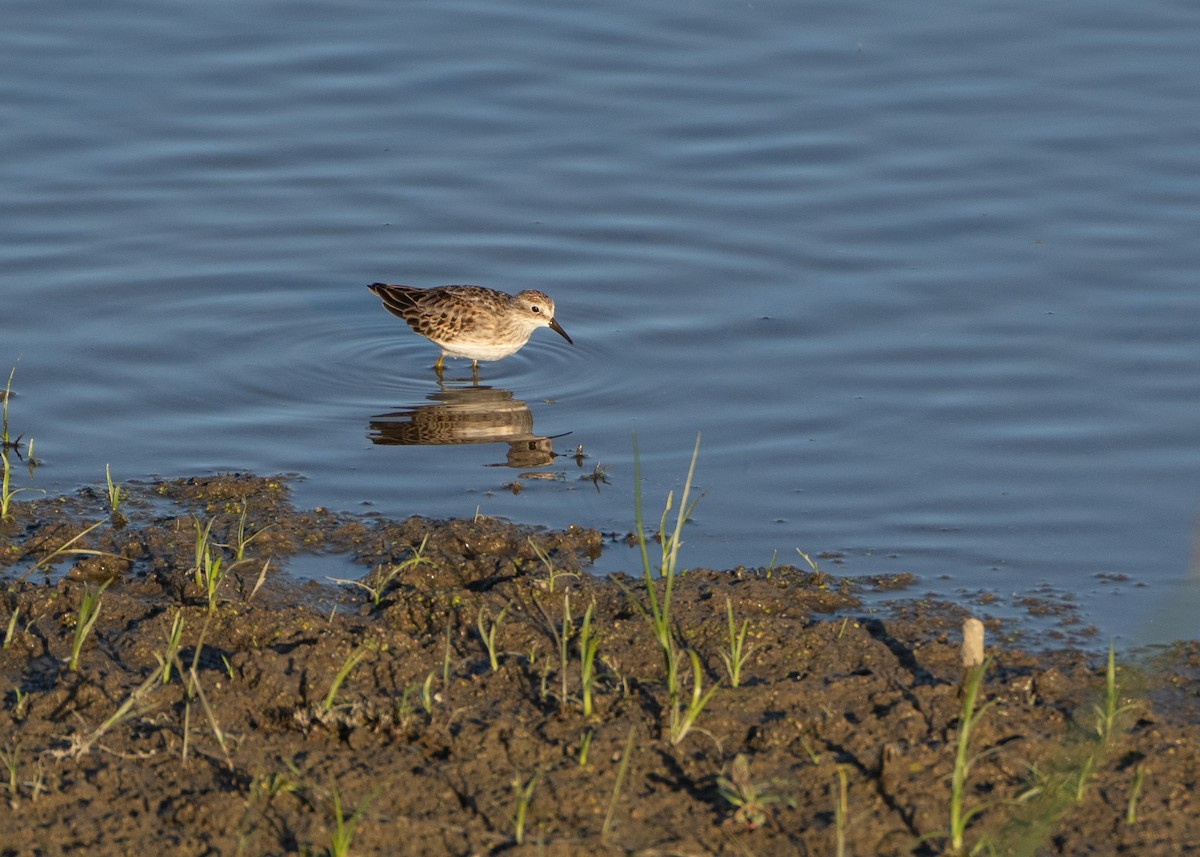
{"left": 393, "top": 683, "right": 420, "bottom": 729}
{"left": 222, "top": 499, "right": 272, "bottom": 563}
{"left": 1094, "top": 642, "right": 1139, "bottom": 744}
{"left": 104, "top": 463, "right": 122, "bottom": 513}
{"left": 28, "top": 763, "right": 45, "bottom": 802}
{"left": 59, "top": 658, "right": 168, "bottom": 762}
{"left": 837, "top": 617, "right": 851, "bottom": 639}
{"left": 834, "top": 764, "right": 849, "bottom": 857}
{"left": 795, "top": 548, "right": 829, "bottom": 588}
{"left": 668, "top": 649, "right": 720, "bottom": 746}
{"left": 191, "top": 515, "right": 218, "bottom": 587}
{"left": 0, "top": 449, "right": 16, "bottom": 520}
{"left": 26, "top": 520, "right": 114, "bottom": 582}
{"left": 198, "top": 542, "right": 227, "bottom": 612}
{"left": 242, "top": 557, "right": 271, "bottom": 602}
{"left": 181, "top": 650, "right": 233, "bottom": 772}
{"left": 0, "top": 363, "right": 35, "bottom": 521}
{"left": 573, "top": 443, "right": 586, "bottom": 466}
{"left": 579, "top": 600, "right": 600, "bottom": 717}
{"left": 719, "top": 597, "right": 753, "bottom": 688}
{"left": 643, "top": 429, "right": 700, "bottom": 583}
{"left": 1073, "top": 752, "right": 1097, "bottom": 802}
{"left": 1014, "top": 762, "right": 1050, "bottom": 807}
{"left": 602, "top": 655, "right": 630, "bottom": 699}
{"left": 476, "top": 604, "right": 509, "bottom": 672}
{"left": 511, "top": 771, "right": 540, "bottom": 846}
{"left": 11, "top": 688, "right": 30, "bottom": 721}
{"left": 3, "top": 607, "right": 18, "bottom": 649}
{"left": 156, "top": 609, "right": 185, "bottom": 684}
{"left": 67, "top": 579, "right": 110, "bottom": 671}
{"left": 528, "top": 538, "right": 579, "bottom": 592}
{"left": 442, "top": 616, "right": 453, "bottom": 686}
{"left": 539, "top": 660, "right": 552, "bottom": 705}
{"left": 420, "top": 671, "right": 436, "bottom": 715}
{"left": 717, "top": 753, "right": 794, "bottom": 830}
{"left": 578, "top": 728, "right": 594, "bottom": 766}
{"left": 252, "top": 769, "right": 301, "bottom": 800}
{"left": 1, "top": 741, "right": 20, "bottom": 802}
{"left": 174, "top": 620, "right": 232, "bottom": 771}
{"left": 1126, "top": 763, "right": 1146, "bottom": 825}
{"left": 799, "top": 737, "right": 823, "bottom": 765}
{"left": 330, "top": 535, "right": 432, "bottom": 606}
{"left": 327, "top": 573, "right": 374, "bottom": 603}
{"left": 327, "top": 786, "right": 378, "bottom": 857}
{"left": 602, "top": 726, "right": 637, "bottom": 840}
{"left": 322, "top": 645, "right": 372, "bottom": 712}
{"left": 558, "top": 593, "right": 573, "bottom": 708}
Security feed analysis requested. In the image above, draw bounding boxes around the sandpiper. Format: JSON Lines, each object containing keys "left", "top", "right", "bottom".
{"left": 368, "top": 283, "right": 573, "bottom": 375}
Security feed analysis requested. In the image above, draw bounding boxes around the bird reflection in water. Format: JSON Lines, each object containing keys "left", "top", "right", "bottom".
{"left": 368, "top": 383, "right": 565, "bottom": 468}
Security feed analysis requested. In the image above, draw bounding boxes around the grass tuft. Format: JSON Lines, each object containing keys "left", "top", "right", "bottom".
{"left": 329, "top": 534, "right": 432, "bottom": 606}
{"left": 104, "top": 464, "right": 122, "bottom": 513}
{"left": 1126, "top": 763, "right": 1146, "bottom": 825}
{"left": 3, "top": 607, "right": 19, "bottom": 650}
{"left": 667, "top": 648, "right": 720, "bottom": 746}
{"left": 716, "top": 753, "right": 794, "bottom": 829}
{"left": 476, "top": 604, "right": 508, "bottom": 672}
{"left": 622, "top": 434, "right": 713, "bottom": 743}
{"left": 1094, "top": 641, "right": 1140, "bottom": 743}
{"left": 578, "top": 600, "right": 600, "bottom": 717}
{"left": 511, "top": 771, "right": 540, "bottom": 846}
{"left": 528, "top": 538, "right": 579, "bottom": 592}
{"left": 1, "top": 363, "right": 42, "bottom": 520}
{"left": 156, "top": 610, "right": 185, "bottom": 684}
{"left": 719, "top": 597, "right": 753, "bottom": 688}
{"left": 327, "top": 786, "right": 379, "bottom": 857}
{"left": 602, "top": 726, "right": 637, "bottom": 840}
{"left": 834, "top": 764, "right": 848, "bottom": 857}
{"left": 322, "top": 645, "right": 372, "bottom": 712}
{"left": 21, "top": 519, "right": 112, "bottom": 582}
{"left": 67, "top": 580, "right": 111, "bottom": 671}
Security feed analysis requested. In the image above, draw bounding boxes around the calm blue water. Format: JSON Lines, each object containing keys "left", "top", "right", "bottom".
{"left": 3, "top": 0, "right": 1199, "bottom": 643}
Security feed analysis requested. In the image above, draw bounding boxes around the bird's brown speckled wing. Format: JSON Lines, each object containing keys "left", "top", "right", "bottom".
{"left": 368, "top": 284, "right": 503, "bottom": 342}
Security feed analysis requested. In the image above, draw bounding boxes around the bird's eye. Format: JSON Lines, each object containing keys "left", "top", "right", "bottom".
{"left": 531, "top": 305, "right": 542, "bottom": 314}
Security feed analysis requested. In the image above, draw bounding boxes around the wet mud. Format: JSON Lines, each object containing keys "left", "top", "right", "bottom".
{"left": 2, "top": 475, "right": 1199, "bottom": 855}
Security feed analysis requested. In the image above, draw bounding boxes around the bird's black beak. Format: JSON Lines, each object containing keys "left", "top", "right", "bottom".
{"left": 549, "top": 318, "right": 573, "bottom": 345}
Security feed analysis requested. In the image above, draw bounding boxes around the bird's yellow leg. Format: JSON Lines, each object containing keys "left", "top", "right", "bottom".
{"left": 434, "top": 354, "right": 445, "bottom": 375}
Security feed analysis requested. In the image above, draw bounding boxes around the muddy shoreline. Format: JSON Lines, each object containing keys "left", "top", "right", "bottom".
{"left": 2, "top": 474, "right": 1198, "bottom": 855}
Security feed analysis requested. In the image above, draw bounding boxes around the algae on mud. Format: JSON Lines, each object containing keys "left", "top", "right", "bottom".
{"left": 2, "top": 474, "right": 1200, "bottom": 855}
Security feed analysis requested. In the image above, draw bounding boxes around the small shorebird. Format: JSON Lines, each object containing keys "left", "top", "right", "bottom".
{"left": 368, "top": 283, "right": 573, "bottom": 376}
